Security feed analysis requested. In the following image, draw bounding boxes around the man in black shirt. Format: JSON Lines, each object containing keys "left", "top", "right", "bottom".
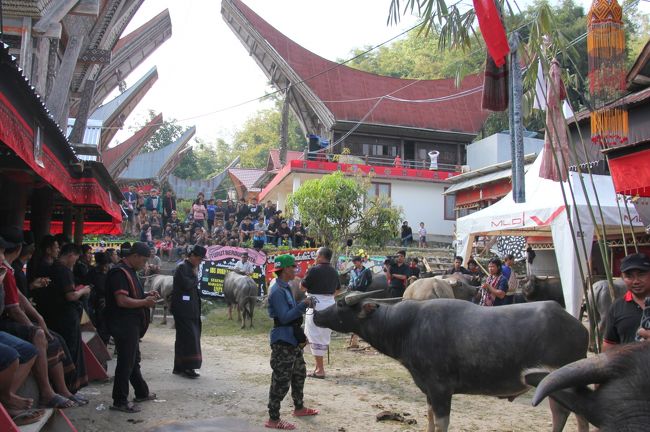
{"left": 105, "top": 242, "right": 159, "bottom": 413}
{"left": 604, "top": 253, "right": 650, "bottom": 349}
{"left": 446, "top": 256, "right": 471, "bottom": 275}
{"left": 302, "top": 247, "right": 341, "bottom": 378}
{"left": 386, "top": 250, "right": 409, "bottom": 298}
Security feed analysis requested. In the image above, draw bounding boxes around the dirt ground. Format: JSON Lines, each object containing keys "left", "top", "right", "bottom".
{"left": 65, "top": 306, "right": 582, "bottom": 432}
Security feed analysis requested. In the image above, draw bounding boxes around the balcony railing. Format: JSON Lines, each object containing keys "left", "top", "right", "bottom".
{"left": 304, "top": 151, "right": 459, "bottom": 172}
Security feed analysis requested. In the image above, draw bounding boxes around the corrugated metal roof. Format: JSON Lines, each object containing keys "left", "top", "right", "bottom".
{"left": 228, "top": 168, "right": 266, "bottom": 189}
{"left": 90, "top": 66, "right": 158, "bottom": 122}
{"left": 444, "top": 163, "right": 533, "bottom": 195}
{"left": 66, "top": 118, "right": 103, "bottom": 147}
{"left": 118, "top": 126, "right": 196, "bottom": 181}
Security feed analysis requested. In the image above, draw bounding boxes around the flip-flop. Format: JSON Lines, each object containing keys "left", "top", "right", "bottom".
{"left": 133, "top": 393, "right": 156, "bottom": 402}
{"left": 11, "top": 409, "right": 46, "bottom": 426}
{"left": 264, "top": 419, "right": 296, "bottom": 430}
{"left": 293, "top": 407, "right": 319, "bottom": 417}
{"left": 307, "top": 372, "right": 325, "bottom": 379}
{"left": 68, "top": 394, "right": 89, "bottom": 406}
{"left": 109, "top": 402, "right": 141, "bottom": 413}
{"left": 41, "top": 394, "right": 77, "bottom": 409}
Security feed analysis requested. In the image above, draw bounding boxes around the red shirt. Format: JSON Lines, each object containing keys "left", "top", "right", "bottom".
{"left": 1, "top": 261, "right": 20, "bottom": 308}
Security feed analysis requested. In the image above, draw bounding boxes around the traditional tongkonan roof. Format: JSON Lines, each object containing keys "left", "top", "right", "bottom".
{"left": 102, "top": 112, "right": 163, "bottom": 177}
{"left": 222, "top": 0, "right": 489, "bottom": 136}
{"left": 167, "top": 156, "right": 241, "bottom": 200}
{"left": 118, "top": 126, "right": 196, "bottom": 182}
{"left": 266, "top": 149, "right": 304, "bottom": 172}
{"left": 228, "top": 168, "right": 266, "bottom": 198}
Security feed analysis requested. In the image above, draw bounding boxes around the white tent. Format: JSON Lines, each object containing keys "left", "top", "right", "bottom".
{"left": 455, "top": 151, "right": 643, "bottom": 318}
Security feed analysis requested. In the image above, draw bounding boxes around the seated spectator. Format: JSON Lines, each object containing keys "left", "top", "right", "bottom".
{"left": 176, "top": 237, "right": 188, "bottom": 259}
{"left": 160, "top": 235, "right": 175, "bottom": 262}
{"left": 277, "top": 221, "right": 292, "bottom": 247}
{"left": 41, "top": 244, "right": 89, "bottom": 393}
{"left": 150, "top": 209, "right": 162, "bottom": 239}
{"left": 1, "top": 231, "right": 86, "bottom": 408}
{"left": 212, "top": 219, "right": 225, "bottom": 238}
{"left": 0, "top": 331, "right": 44, "bottom": 426}
{"left": 225, "top": 215, "right": 237, "bottom": 231}
{"left": 291, "top": 221, "right": 306, "bottom": 248}
{"left": 87, "top": 252, "right": 110, "bottom": 345}
{"left": 266, "top": 217, "right": 279, "bottom": 246}
{"left": 240, "top": 216, "right": 255, "bottom": 242}
{"left": 12, "top": 242, "right": 39, "bottom": 298}
{"left": 140, "top": 224, "right": 151, "bottom": 244}
{"left": 145, "top": 248, "right": 162, "bottom": 276}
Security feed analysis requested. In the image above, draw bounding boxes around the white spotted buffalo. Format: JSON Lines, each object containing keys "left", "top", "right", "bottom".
{"left": 144, "top": 274, "right": 173, "bottom": 325}
{"left": 223, "top": 271, "right": 258, "bottom": 329}
{"left": 531, "top": 341, "right": 650, "bottom": 431}
{"left": 402, "top": 278, "right": 454, "bottom": 300}
{"left": 313, "top": 291, "right": 589, "bottom": 432}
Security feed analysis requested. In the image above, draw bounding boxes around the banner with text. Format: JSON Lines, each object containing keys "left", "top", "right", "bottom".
{"left": 198, "top": 246, "right": 266, "bottom": 298}
{"left": 265, "top": 249, "right": 318, "bottom": 285}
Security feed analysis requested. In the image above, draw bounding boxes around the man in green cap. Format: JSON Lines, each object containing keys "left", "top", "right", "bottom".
{"left": 264, "top": 254, "right": 318, "bottom": 430}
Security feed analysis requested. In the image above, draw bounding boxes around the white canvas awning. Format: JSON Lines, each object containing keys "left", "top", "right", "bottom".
{"left": 456, "top": 150, "right": 643, "bottom": 318}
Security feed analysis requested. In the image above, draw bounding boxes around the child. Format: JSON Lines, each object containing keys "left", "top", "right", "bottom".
{"left": 160, "top": 235, "right": 175, "bottom": 261}
{"left": 418, "top": 222, "right": 427, "bottom": 248}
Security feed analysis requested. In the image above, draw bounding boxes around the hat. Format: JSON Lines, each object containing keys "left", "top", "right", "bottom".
{"left": 0, "top": 226, "right": 24, "bottom": 247}
{"left": 620, "top": 253, "right": 650, "bottom": 273}
{"left": 274, "top": 254, "right": 296, "bottom": 270}
{"left": 241, "top": 252, "right": 249, "bottom": 258}
{"left": 127, "top": 242, "right": 151, "bottom": 257}
{"left": 189, "top": 245, "right": 207, "bottom": 258}
{"left": 352, "top": 256, "right": 362, "bottom": 262}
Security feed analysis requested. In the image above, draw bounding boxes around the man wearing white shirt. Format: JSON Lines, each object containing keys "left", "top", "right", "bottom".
{"left": 234, "top": 253, "right": 254, "bottom": 276}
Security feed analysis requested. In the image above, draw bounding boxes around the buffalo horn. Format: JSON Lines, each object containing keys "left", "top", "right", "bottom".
{"left": 344, "top": 290, "right": 385, "bottom": 306}
{"left": 531, "top": 355, "right": 612, "bottom": 406}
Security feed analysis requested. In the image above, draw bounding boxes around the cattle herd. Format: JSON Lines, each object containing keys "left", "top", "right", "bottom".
{"left": 144, "top": 261, "right": 647, "bottom": 432}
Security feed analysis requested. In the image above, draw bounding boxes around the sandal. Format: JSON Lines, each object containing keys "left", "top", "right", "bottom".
{"left": 293, "top": 407, "right": 319, "bottom": 417}
{"left": 264, "top": 419, "right": 296, "bottom": 430}
{"left": 133, "top": 393, "right": 156, "bottom": 402}
{"left": 109, "top": 402, "right": 141, "bottom": 413}
{"left": 11, "top": 409, "right": 46, "bottom": 426}
{"left": 307, "top": 372, "right": 325, "bottom": 379}
{"left": 68, "top": 394, "right": 89, "bottom": 406}
{"left": 41, "top": 394, "right": 77, "bottom": 409}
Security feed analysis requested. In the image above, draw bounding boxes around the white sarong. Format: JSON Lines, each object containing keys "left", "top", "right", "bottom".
{"left": 304, "top": 294, "right": 335, "bottom": 356}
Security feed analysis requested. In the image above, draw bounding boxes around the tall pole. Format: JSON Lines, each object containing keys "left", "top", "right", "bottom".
{"left": 509, "top": 33, "right": 525, "bottom": 203}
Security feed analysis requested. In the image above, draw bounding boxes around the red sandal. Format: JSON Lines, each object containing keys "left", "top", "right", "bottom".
{"left": 293, "top": 407, "right": 319, "bottom": 417}
{"left": 265, "top": 419, "right": 296, "bottom": 429}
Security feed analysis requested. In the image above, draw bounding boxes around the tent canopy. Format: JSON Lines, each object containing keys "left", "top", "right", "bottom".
{"left": 456, "top": 151, "right": 643, "bottom": 318}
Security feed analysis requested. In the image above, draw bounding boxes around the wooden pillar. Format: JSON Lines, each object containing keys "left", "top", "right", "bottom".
{"left": 62, "top": 204, "right": 73, "bottom": 240}
{"left": 46, "top": 32, "right": 85, "bottom": 127}
{"left": 0, "top": 178, "right": 30, "bottom": 228}
{"left": 68, "top": 80, "right": 96, "bottom": 147}
{"left": 73, "top": 208, "right": 85, "bottom": 246}
{"left": 31, "top": 37, "right": 51, "bottom": 95}
{"left": 30, "top": 188, "right": 54, "bottom": 245}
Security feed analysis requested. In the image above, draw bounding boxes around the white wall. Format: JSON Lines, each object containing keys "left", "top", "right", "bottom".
{"left": 390, "top": 181, "right": 455, "bottom": 241}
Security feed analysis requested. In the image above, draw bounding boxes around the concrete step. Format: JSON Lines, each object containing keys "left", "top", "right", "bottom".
{"left": 18, "top": 408, "right": 53, "bottom": 432}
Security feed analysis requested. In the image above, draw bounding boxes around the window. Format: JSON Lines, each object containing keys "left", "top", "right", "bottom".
{"left": 444, "top": 189, "right": 456, "bottom": 220}
{"left": 367, "top": 182, "right": 391, "bottom": 198}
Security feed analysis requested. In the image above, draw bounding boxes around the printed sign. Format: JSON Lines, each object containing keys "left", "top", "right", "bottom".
{"left": 198, "top": 246, "right": 266, "bottom": 298}
{"left": 265, "top": 249, "right": 318, "bottom": 285}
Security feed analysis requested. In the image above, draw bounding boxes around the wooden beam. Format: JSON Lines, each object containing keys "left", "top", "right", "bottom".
{"left": 46, "top": 33, "right": 85, "bottom": 127}
{"left": 33, "top": 0, "right": 81, "bottom": 34}
{"left": 69, "top": 80, "right": 96, "bottom": 147}
{"left": 19, "top": 18, "right": 33, "bottom": 76}
{"left": 78, "top": 49, "right": 111, "bottom": 64}
{"left": 70, "top": 0, "right": 100, "bottom": 16}
{"left": 74, "top": 208, "right": 85, "bottom": 246}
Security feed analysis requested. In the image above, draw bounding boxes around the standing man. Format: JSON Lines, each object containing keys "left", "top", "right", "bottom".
{"left": 347, "top": 255, "right": 372, "bottom": 349}
{"left": 171, "top": 245, "right": 206, "bottom": 379}
{"left": 234, "top": 252, "right": 254, "bottom": 276}
{"left": 266, "top": 254, "right": 318, "bottom": 430}
{"left": 400, "top": 221, "right": 413, "bottom": 247}
{"left": 385, "top": 250, "right": 409, "bottom": 298}
{"left": 105, "top": 242, "right": 159, "bottom": 413}
{"left": 603, "top": 253, "right": 650, "bottom": 350}
{"left": 124, "top": 186, "right": 138, "bottom": 235}
{"left": 446, "top": 255, "right": 471, "bottom": 275}
{"left": 162, "top": 190, "right": 176, "bottom": 228}
{"left": 302, "top": 247, "right": 340, "bottom": 379}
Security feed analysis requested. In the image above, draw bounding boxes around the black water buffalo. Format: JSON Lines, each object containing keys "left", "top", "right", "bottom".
{"left": 523, "top": 275, "right": 565, "bottom": 307}
{"left": 436, "top": 274, "right": 479, "bottom": 301}
{"left": 531, "top": 342, "right": 650, "bottom": 431}
{"left": 313, "top": 292, "right": 589, "bottom": 432}
{"left": 223, "top": 271, "right": 258, "bottom": 329}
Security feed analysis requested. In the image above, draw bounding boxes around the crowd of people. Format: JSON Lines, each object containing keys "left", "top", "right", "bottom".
{"left": 122, "top": 187, "right": 315, "bottom": 260}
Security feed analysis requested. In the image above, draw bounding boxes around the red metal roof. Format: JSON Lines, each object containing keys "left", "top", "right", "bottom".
{"left": 232, "top": 0, "right": 489, "bottom": 134}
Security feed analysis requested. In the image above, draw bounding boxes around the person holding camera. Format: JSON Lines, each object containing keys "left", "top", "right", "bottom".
{"left": 385, "top": 250, "right": 409, "bottom": 297}
{"left": 265, "top": 254, "right": 319, "bottom": 430}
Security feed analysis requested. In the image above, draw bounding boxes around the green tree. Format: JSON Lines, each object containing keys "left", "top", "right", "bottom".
{"left": 232, "top": 106, "right": 306, "bottom": 168}
{"left": 134, "top": 110, "right": 189, "bottom": 153}
{"left": 287, "top": 172, "right": 402, "bottom": 256}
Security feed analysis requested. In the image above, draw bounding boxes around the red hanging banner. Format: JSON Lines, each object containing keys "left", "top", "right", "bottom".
{"left": 473, "top": 0, "right": 510, "bottom": 67}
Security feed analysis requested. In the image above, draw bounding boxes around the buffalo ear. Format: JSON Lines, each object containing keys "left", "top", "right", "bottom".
{"left": 358, "top": 302, "right": 379, "bottom": 319}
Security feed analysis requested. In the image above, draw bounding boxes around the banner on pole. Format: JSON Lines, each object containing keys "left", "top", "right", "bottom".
{"left": 198, "top": 246, "right": 266, "bottom": 298}
{"left": 265, "top": 249, "right": 318, "bottom": 285}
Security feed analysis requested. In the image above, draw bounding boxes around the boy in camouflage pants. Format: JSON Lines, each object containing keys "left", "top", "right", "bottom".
{"left": 265, "top": 255, "right": 319, "bottom": 429}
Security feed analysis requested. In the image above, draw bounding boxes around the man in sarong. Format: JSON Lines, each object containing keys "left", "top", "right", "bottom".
{"left": 171, "top": 245, "right": 206, "bottom": 378}
{"left": 302, "top": 247, "right": 341, "bottom": 379}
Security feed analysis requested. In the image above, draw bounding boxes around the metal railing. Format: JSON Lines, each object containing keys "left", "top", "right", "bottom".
{"left": 304, "top": 151, "right": 459, "bottom": 171}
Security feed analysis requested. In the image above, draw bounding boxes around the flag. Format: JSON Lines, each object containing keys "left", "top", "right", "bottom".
{"left": 473, "top": 0, "right": 510, "bottom": 67}
{"left": 539, "top": 59, "right": 570, "bottom": 182}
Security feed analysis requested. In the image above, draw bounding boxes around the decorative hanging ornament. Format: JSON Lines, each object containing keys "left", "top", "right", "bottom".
{"left": 588, "top": 0, "right": 628, "bottom": 149}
